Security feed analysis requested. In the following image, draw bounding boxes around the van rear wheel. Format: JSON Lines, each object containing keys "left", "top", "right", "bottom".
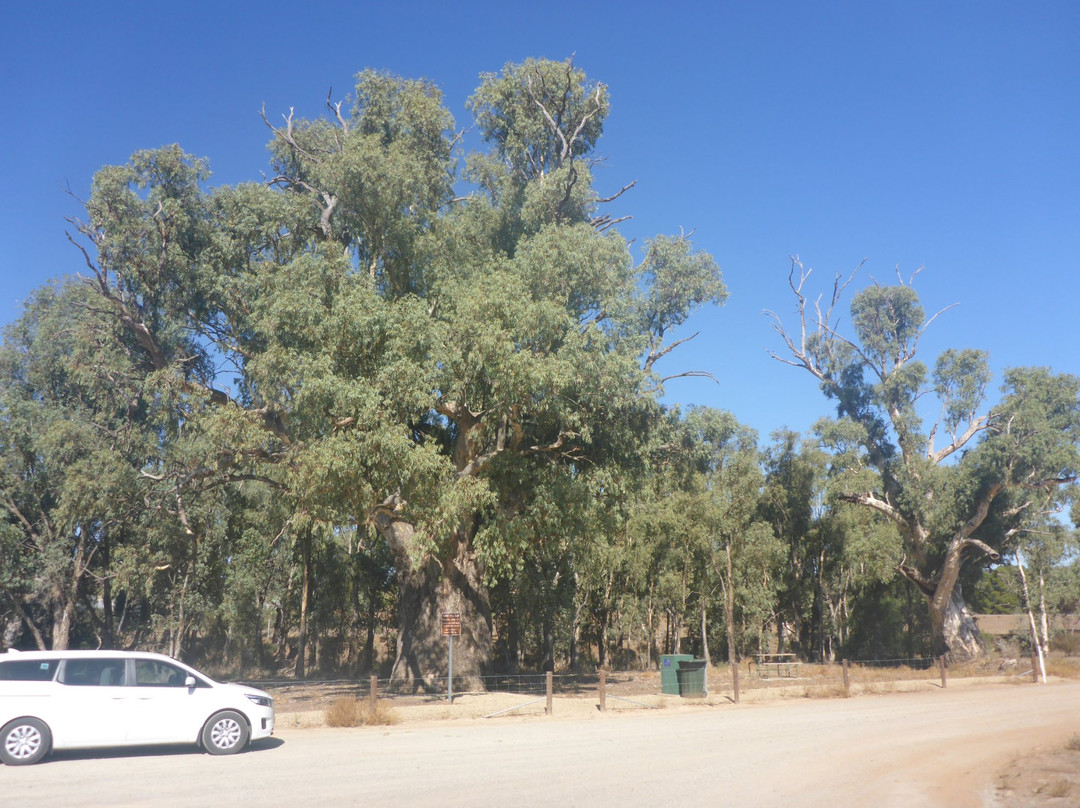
{"left": 201, "top": 711, "right": 249, "bottom": 755}
{"left": 1, "top": 717, "right": 51, "bottom": 765}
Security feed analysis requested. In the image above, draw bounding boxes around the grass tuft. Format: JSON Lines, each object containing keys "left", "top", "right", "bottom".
{"left": 1038, "top": 779, "right": 1072, "bottom": 798}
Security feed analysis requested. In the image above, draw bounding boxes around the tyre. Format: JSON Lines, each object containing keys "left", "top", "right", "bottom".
{"left": 200, "top": 710, "right": 249, "bottom": 755}
{"left": 1, "top": 717, "right": 51, "bottom": 766}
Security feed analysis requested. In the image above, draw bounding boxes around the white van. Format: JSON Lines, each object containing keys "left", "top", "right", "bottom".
{"left": 0, "top": 650, "right": 274, "bottom": 765}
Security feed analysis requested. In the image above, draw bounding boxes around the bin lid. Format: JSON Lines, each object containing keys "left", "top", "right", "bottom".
{"left": 660, "top": 654, "right": 694, "bottom": 667}
{"left": 678, "top": 659, "right": 707, "bottom": 669}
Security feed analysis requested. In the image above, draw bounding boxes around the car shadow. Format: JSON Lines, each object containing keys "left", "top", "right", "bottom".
{"left": 45, "top": 737, "right": 284, "bottom": 764}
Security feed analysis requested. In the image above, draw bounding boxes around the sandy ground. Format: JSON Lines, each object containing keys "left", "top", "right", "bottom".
{"left": 3, "top": 678, "right": 1079, "bottom": 806}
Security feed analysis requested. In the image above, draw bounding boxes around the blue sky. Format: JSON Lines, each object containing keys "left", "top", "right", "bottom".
{"left": 2, "top": 1, "right": 1077, "bottom": 442}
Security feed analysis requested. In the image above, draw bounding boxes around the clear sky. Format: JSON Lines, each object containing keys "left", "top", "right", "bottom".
{"left": 2, "top": 1, "right": 1077, "bottom": 442}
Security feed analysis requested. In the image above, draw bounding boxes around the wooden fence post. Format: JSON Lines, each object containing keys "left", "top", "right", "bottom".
{"left": 546, "top": 671, "right": 553, "bottom": 715}
{"left": 732, "top": 658, "right": 740, "bottom": 704}
{"left": 938, "top": 655, "right": 947, "bottom": 688}
{"left": 598, "top": 670, "right": 606, "bottom": 712}
{"left": 842, "top": 659, "right": 850, "bottom": 695}
{"left": 370, "top": 675, "right": 378, "bottom": 714}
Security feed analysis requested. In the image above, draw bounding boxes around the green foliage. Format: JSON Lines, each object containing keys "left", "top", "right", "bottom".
{"left": 468, "top": 57, "right": 608, "bottom": 182}
{"left": 970, "top": 566, "right": 1022, "bottom": 614}
{"left": 933, "top": 349, "right": 990, "bottom": 435}
{"left": 849, "top": 285, "right": 923, "bottom": 372}
{"left": 845, "top": 578, "right": 931, "bottom": 660}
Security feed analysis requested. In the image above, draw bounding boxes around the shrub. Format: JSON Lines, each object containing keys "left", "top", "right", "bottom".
{"left": 363, "top": 699, "right": 400, "bottom": 726}
{"left": 325, "top": 697, "right": 400, "bottom": 727}
{"left": 325, "top": 697, "right": 362, "bottom": 727}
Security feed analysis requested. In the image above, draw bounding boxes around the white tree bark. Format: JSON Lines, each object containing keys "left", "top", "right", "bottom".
{"left": 1016, "top": 550, "right": 1046, "bottom": 684}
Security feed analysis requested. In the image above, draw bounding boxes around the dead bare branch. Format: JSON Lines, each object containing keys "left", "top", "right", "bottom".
{"left": 595, "top": 180, "right": 637, "bottom": 205}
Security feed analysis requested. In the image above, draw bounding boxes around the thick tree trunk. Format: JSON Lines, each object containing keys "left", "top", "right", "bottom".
{"left": 927, "top": 583, "right": 983, "bottom": 661}
{"left": 51, "top": 533, "right": 88, "bottom": 650}
{"left": 51, "top": 598, "right": 74, "bottom": 651}
{"left": 906, "top": 530, "right": 994, "bottom": 662}
{"left": 376, "top": 514, "right": 492, "bottom": 691}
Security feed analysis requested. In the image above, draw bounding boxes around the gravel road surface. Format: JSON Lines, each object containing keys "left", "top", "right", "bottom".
{"left": 4, "top": 681, "right": 1078, "bottom": 807}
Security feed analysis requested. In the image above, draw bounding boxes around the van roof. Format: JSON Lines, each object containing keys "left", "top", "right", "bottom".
{"left": 0, "top": 650, "right": 178, "bottom": 661}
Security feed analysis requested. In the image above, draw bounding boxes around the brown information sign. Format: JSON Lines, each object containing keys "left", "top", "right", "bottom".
{"left": 441, "top": 612, "right": 462, "bottom": 636}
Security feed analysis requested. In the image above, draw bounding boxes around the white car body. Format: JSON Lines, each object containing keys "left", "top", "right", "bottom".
{"left": 0, "top": 650, "right": 274, "bottom": 764}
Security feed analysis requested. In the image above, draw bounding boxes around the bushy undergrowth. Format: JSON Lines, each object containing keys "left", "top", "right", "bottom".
{"left": 1051, "top": 631, "right": 1080, "bottom": 656}
{"left": 325, "top": 697, "right": 400, "bottom": 727}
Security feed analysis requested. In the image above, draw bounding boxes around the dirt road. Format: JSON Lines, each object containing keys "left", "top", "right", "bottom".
{"left": 3, "top": 681, "right": 1078, "bottom": 807}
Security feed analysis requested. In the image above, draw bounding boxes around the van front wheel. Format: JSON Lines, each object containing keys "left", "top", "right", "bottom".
{"left": 201, "top": 711, "right": 249, "bottom": 755}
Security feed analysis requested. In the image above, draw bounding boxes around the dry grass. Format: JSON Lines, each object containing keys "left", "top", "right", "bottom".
{"left": 861, "top": 681, "right": 898, "bottom": 695}
{"left": 1036, "top": 779, "right": 1073, "bottom": 799}
{"left": 800, "top": 664, "right": 842, "bottom": 681}
{"left": 1065, "top": 735, "right": 1080, "bottom": 752}
{"left": 802, "top": 683, "right": 850, "bottom": 699}
{"left": 324, "top": 697, "right": 400, "bottom": 727}
{"left": 1045, "top": 658, "right": 1080, "bottom": 679}
{"left": 846, "top": 664, "right": 937, "bottom": 683}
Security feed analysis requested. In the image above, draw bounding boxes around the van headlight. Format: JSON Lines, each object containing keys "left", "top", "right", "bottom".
{"left": 246, "top": 695, "right": 272, "bottom": 707}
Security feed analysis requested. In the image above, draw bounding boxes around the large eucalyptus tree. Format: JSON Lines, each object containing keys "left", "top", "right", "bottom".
{"left": 57, "top": 58, "right": 724, "bottom": 683}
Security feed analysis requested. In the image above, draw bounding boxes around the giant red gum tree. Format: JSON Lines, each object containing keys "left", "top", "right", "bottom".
{"left": 67, "top": 59, "right": 725, "bottom": 685}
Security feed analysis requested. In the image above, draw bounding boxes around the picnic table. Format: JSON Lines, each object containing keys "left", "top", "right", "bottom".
{"left": 755, "top": 653, "right": 800, "bottom": 678}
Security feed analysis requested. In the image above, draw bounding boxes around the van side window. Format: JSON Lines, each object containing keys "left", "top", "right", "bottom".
{"left": 60, "top": 658, "right": 127, "bottom": 686}
{"left": 134, "top": 659, "right": 190, "bottom": 687}
{"left": 0, "top": 659, "right": 59, "bottom": 681}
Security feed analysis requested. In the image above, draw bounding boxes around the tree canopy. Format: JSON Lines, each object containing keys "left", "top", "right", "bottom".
{"left": 2, "top": 60, "right": 1077, "bottom": 679}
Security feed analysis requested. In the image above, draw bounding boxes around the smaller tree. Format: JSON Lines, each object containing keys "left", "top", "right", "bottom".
{"left": 678, "top": 409, "right": 782, "bottom": 666}
{"left": 0, "top": 281, "right": 158, "bottom": 649}
{"left": 769, "top": 261, "right": 1080, "bottom": 659}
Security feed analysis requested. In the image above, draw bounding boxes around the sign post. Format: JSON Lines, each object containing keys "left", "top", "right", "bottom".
{"left": 441, "top": 612, "right": 461, "bottom": 703}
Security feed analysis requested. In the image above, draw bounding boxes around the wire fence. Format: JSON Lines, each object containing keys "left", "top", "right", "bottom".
{"left": 245, "top": 654, "right": 1034, "bottom": 718}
